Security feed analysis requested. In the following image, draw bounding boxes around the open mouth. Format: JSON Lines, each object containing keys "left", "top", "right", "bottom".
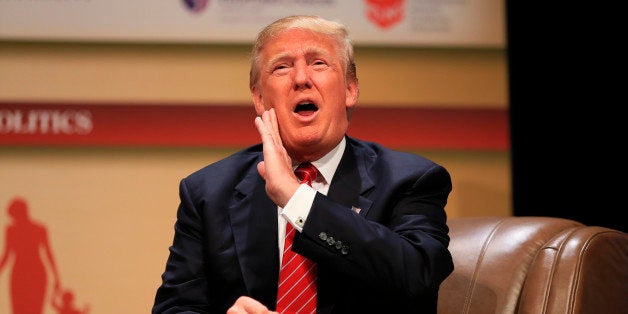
{"left": 294, "top": 102, "right": 318, "bottom": 115}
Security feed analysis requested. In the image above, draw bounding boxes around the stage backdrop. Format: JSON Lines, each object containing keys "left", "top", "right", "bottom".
{"left": 0, "top": 2, "right": 508, "bottom": 312}
{"left": 0, "top": 0, "right": 505, "bottom": 47}
{"left": 0, "top": 102, "right": 510, "bottom": 313}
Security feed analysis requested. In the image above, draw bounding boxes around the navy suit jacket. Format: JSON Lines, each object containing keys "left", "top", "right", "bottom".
{"left": 153, "top": 136, "right": 454, "bottom": 313}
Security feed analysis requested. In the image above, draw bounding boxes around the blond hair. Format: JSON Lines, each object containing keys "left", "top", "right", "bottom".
{"left": 249, "top": 15, "right": 357, "bottom": 89}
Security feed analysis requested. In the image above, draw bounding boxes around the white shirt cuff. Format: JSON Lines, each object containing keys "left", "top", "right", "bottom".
{"left": 281, "top": 183, "right": 316, "bottom": 232}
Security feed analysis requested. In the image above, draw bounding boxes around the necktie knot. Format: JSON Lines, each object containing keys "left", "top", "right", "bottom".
{"left": 294, "top": 162, "right": 318, "bottom": 186}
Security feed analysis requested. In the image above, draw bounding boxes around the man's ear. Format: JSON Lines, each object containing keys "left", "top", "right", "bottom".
{"left": 345, "top": 78, "right": 359, "bottom": 110}
{"left": 251, "top": 85, "right": 265, "bottom": 115}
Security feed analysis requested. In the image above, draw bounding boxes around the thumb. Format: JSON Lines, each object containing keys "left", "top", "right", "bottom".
{"left": 257, "top": 161, "right": 266, "bottom": 180}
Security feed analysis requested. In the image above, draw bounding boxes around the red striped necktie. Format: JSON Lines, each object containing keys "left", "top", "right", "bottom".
{"left": 276, "top": 163, "right": 318, "bottom": 313}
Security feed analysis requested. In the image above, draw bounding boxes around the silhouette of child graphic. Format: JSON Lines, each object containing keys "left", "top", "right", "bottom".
{"left": 52, "top": 289, "right": 91, "bottom": 314}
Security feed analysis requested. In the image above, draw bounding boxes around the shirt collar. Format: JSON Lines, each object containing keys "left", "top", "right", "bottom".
{"left": 309, "top": 137, "right": 345, "bottom": 185}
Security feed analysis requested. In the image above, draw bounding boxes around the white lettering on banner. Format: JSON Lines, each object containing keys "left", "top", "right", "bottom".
{"left": 0, "top": 109, "right": 93, "bottom": 135}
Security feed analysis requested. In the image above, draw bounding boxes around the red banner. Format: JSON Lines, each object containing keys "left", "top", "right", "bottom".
{"left": 0, "top": 102, "right": 508, "bottom": 151}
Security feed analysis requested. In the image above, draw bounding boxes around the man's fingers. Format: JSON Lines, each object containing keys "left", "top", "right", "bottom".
{"left": 226, "top": 296, "right": 276, "bottom": 314}
{"left": 255, "top": 111, "right": 280, "bottom": 147}
{"left": 268, "top": 108, "right": 282, "bottom": 146}
{"left": 254, "top": 116, "right": 269, "bottom": 140}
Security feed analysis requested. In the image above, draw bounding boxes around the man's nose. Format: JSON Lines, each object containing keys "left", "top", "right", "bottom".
{"left": 293, "top": 63, "right": 311, "bottom": 89}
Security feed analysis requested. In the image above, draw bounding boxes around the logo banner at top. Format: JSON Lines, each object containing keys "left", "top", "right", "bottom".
{"left": 0, "top": 0, "right": 505, "bottom": 48}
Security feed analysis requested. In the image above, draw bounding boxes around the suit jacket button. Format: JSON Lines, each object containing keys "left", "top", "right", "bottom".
{"left": 334, "top": 240, "right": 343, "bottom": 250}
{"left": 326, "top": 236, "right": 335, "bottom": 246}
{"left": 341, "top": 245, "right": 350, "bottom": 255}
{"left": 318, "top": 232, "right": 328, "bottom": 241}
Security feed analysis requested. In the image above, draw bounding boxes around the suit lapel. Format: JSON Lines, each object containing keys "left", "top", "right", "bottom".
{"left": 327, "top": 137, "right": 375, "bottom": 216}
{"left": 228, "top": 164, "right": 279, "bottom": 305}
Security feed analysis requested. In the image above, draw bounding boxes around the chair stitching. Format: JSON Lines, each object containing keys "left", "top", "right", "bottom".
{"left": 539, "top": 226, "right": 580, "bottom": 314}
{"left": 462, "top": 217, "right": 505, "bottom": 313}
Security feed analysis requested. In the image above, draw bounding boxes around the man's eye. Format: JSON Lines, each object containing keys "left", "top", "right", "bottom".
{"left": 312, "top": 60, "right": 328, "bottom": 70}
{"left": 273, "top": 64, "right": 290, "bottom": 73}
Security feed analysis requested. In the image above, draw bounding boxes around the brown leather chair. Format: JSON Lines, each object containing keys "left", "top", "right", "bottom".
{"left": 438, "top": 216, "right": 628, "bottom": 314}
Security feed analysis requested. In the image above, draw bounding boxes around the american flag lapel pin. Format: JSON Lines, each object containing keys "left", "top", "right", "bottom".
{"left": 351, "top": 206, "right": 361, "bottom": 214}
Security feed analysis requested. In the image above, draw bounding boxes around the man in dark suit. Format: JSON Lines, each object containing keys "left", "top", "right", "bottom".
{"left": 152, "top": 15, "right": 453, "bottom": 314}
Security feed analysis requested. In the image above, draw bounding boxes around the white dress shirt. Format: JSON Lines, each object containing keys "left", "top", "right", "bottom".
{"left": 277, "top": 137, "right": 346, "bottom": 262}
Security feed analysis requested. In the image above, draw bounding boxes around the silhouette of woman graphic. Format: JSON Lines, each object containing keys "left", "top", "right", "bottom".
{"left": 0, "top": 197, "right": 60, "bottom": 314}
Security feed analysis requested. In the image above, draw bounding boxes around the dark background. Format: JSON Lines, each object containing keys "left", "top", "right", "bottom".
{"left": 507, "top": 2, "right": 624, "bottom": 232}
